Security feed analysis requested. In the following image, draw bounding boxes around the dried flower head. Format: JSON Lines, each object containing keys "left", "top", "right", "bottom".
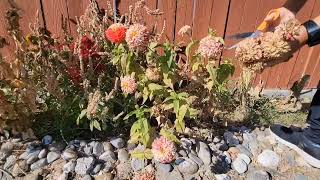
{"left": 152, "top": 136, "right": 176, "bottom": 163}
{"left": 87, "top": 90, "right": 102, "bottom": 120}
{"left": 275, "top": 18, "right": 301, "bottom": 41}
{"left": 105, "top": 23, "right": 127, "bottom": 44}
{"left": 120, "top": 75, "right": 137, "bottom": 94}
{"left": 260, "top": 32, "right": 291, "bottom": 61}
{"left": 235, "top": 38, "right": 263, "bottom": 63}
{"left": 198, "top": 35, "right": 224, "bottom": 59}
{"left": 125, "top": 24, "right": 149, "bottom": 51}
{"left": 178, "top": 25, "right": 191, "bottom": 37}
{"left": 146, "top": 67, "right": 161, "bottom": 82}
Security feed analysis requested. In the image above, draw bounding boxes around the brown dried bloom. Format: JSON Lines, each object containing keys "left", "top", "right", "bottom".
{"left": 260, "top": 32, "right": 290, "bottom": 61}
{"left": 275, "top": 18, "right": 301, "bottom": 41}
{"left": 86, "top": 90, "right": 101, "bottom": 120}
{"left": 235, "top": 38, "right": 263, "bottom": 63}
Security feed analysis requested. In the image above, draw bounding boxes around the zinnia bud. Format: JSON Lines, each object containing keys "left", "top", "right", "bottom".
{"left": 105, "top": 23, "right": 127, "bottom": 43}
{"left": 151, "top": 136, "right": 176, "bottom": 163}
{"left": 120, "top": 75, "right": 137, "bottom": 94}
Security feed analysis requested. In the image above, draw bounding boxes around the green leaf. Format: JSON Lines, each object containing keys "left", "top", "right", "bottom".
{"left": 89, "top": 121, "right": 94, "bottom": 131}
{"left": 173, "top": 100, "right": 180, "bottom": 114}
{"left": 206, "top": 65, "right": 217, "bottom": 81}
{"left": 216, "top": 63, "right": 235, "bottom": 84}
{"left": 76, "top": 109, "right": 87, "bottom": 125}
{"left": 178, "top": 104, "right": 188, "bottom": 122}
{"left": 177, "top": 92, "right": 189, "bottom": 99}
{"left": 120, "top": 54, "right": 127, "bottom": 73}
{"left": 163, "top": 103, "right": 174, "bottom": 110}
{"left": 93, "top": 120, "right": 101, "bottom": 131}
{"left": 160, "top": 128, "right": 180, "bottom": 143}
{"left": 142, "top": 87, "right": 149, "bottom": 104}
{"left": 148, "top": 83, "right": 163, "bottom": 91}
{"left": 144, "top": 149, "right": 154, "bottom": 159}
{"left": 175, "top": 119, "right": 185, "bottom": 133}
{"left": 130, "top": 150, "right": 146, "bottom": 160}
{"left": 124, "top": 110, "right": 137, "bottom": 120}
{"left": 186, "top": 40, "right": 199, "bottom": 60}
{"left": 188, "top": 108, "right": 199, "bottom": 118}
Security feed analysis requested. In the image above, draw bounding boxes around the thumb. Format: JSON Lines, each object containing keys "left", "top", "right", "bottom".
{"left": 264, "top": 13, "right": 277, "bottom": 22}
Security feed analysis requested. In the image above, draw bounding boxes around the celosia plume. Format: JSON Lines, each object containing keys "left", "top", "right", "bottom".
{"left": 125, "top": 24, "right": 149, "bottom": 51}
{"left": 79, "top": 36, "right": 98, "bottom": 59}
{"left": 151, "top": 136, "right": 176, "bottom": 163}
{"left": 105, "top": 23, "right": 127, "bottom": 44}
{"left": 120, "top": 75, "right": 137, "bottom": 94}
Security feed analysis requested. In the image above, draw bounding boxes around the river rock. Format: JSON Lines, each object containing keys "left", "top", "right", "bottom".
{"left": 47, "top": 151, "right": 61, "bottom": 164}
{"left": 38, "top": 149, "right": 47, "bottom": 159}
{"left": 156, "top": 163, "right": 173, "bottom": 173}
{"left": 99, "top": 151, "right": 117, "bottom": 163}
{"left": 48, "top": 142, "right": 66, "bottom": 152}
{"left": 75, "top": 157, "right": 95, "bottom": 175}
{"left": 223, "top": 131, "right": 239, "bottom": 146}
{"left": 118, "top": 149, "right": 129, "bottom": 162}
{"left": 42, "top": 135, "right": 53, "bottom": 145}
{"left": 214, "top": 174, "right": 231, "bottom": 180}
{"left": 131, "top": 158, "right": 146, "bottom": 171}
{"left": 232, "top": 157, "right": 248, "bottom": 174}
{"left": 62, "top": 148, "right": 78, "bottom": 161}
{"left": 197, "top": 142, "right": 211, "bottom": 165}
{"left": 188, "top": 153, "right": 204, "bottom": 167}
{"left": 177, "top": 158, "right": 199, "bottom": 174}
{"left": 63, "top": 160, "right": 76, "bottom": 173}
{"left": 4, "top": 155, "right": 16, "bottom": 170}
{"left": 91, "top": 141, "right": 104, "bottom": 157}
{"left": 12, "top": 160, "right": 29, "bottom": 177}
{"left": 1, "top": 142, "right": 14, "bottom": 154}
{"left": 246, "top": 170, "right": 270, "bottom": 180}
{"left": 30, "top": 158, "right": 47, "bottom": 171}
{"left": 257, "top": 150, "right": 280, "bottom": 169}
{"left": 110, "top": 138, "right": 125, "bottom": 149}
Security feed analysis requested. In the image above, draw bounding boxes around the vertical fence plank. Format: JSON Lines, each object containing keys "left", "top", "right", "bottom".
{"left": 174, "top": 0, "right": 194, "bottom": 44}
{"left": 191, "top": 0, "right": 214, "bottom": 40}
{"left": 209, "top": 0, "right": 230, "bottom": 37}
{"left": 0, "top": 0, "right": 42, "bottom": 61}
{"left": 42, "top": 0, "right": 69, "bottom": 38}
{"left": 157, "top": 0, "right": 177, "bottom": 42}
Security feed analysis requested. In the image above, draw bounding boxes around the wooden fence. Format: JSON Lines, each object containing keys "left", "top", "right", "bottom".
{"left": 0, "top": 0, "right": 320, "bottom": 89}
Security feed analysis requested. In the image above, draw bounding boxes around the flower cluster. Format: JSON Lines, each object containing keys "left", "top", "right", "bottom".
{"left": 151, "top": 136, "right": 176, "bottom": 163}
{"left": 105, "top": 23, "right": 127, "bottom": 44}
{"left": 198, "top": 35, "right": 224, "bottom": 60}
{"left": 125, "top": 24, "right": 150, "bottom": 51}
{"left": 121, "top": 75, "right": 137, "bottom": 94}
{"left": 235, "top": 19, "right": 301, "bottom": 71}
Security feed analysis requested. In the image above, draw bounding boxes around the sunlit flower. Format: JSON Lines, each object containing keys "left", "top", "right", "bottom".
{"left": 105, "top": 23, "right": 127, "bottom": 43}
{"left": 152, "top": 136, "right": 176, "bottom": 163}
{"left": 178, "top": 25, "right": 191, "bottom": 37}
{"left": 120, "top": 75, "right": 137, "bottom": 94}
{"left": 198, "top": 35, "right": 224, "bottom": 59}
{"left": 125, "top": 24, "right": 149, "bottom": 51}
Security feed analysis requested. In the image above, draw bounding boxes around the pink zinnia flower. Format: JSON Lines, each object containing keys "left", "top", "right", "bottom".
{"left": 152, "top": 136, "right": 176, "bottom": 163}
{"left": 198, "top": 35, "right": 224, "bottom": 59}
{"left": 120, "top": 75, "right": 137, "bottom": 94}
{"left": 125, "top": 24, "right": 149, "bottom": 51}
{"left": 105, "top": 23, "right": 127, "bottom": 43}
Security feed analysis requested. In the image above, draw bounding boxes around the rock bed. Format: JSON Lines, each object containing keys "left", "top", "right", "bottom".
{"left": 0, "top": 127, "right": 319, "bottom": 180}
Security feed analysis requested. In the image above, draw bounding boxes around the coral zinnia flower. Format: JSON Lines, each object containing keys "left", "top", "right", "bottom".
{"left": 198, "top": 35, "right": 224, "bottom": 59}
{"left": 120, "top": 75, "right": 137, "bottom": 94}
{"left": 125, "top": 24, "right": 149, "bottom": 51}
{"left": 152, "top": 136, "right": 176, "bottom": 163}
{"left": 105, "top": 23, "right": 127, "bottom": 44}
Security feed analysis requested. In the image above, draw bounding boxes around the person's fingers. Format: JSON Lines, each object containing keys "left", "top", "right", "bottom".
{"left": 264, "top": 13, "right": 277, "bottom": 22}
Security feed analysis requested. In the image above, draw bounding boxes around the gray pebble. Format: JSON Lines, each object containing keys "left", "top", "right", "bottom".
{"left": 110, "top": 138, "right": 125, "bottom": 149}
{"left": 118, "top": 149, "right": 129, "bottom": 162}
{"left": 92, "top": 142, "right": 104, "bottom": 157}
{"left": 42, "top": 135, "right": 53, "bottom": 145}
{"left": 48, "top": 142, "right": 66, "bottom": 152}
{"left": 131, "top": 158, "right": 146, "bottom": 171}
{"left": 99, "top": 151, "right": 117, "bottom": 163}
{"left": 188, "top": 153, "right": 204, "bottom": 167}
{"left": 177, "top": 158, "right": 199, "bottom": 174}
{"left": 63, "top": 160, "right": 76, "bottom": 173}
{"left": 156, "top": 162, "right": 173, "bottom": 173}
{"left": 232, "top": 157, "right": 248, "bottom": 174}
{"left": 1, "top": 142, "right": 14, "bottom": 153}
{"left": 30, "top": 158, "right": 47, "bottom": 171}
{"left": 246, "top": 170, "right": 270, "bottom": 180}
{"left": 47, "top": 151, "right": 61, "bottom": 164}
{"left": 75, "top": 156, "right": 95, "bottom": 175}
{"left": 38, "top": 149, "right": 47, "bottom": 159}
{"left": 92, "top": 163, "right": 102, "bottom": 175}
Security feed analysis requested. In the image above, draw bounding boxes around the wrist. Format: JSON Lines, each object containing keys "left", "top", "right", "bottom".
{"left": 302, "top": 20, "right": 320, "bottom": 47}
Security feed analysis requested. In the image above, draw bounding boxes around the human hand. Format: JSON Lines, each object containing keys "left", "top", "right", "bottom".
{"left": 263, "top": 7, "right": 295, "bottom": 31}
